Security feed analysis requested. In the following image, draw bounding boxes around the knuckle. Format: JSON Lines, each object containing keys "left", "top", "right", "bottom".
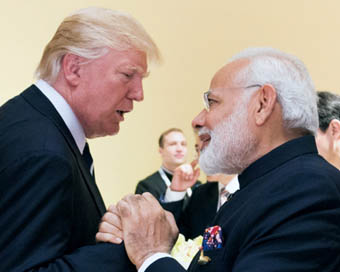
{"left": 102, "top": 212, "right": 111, "bottom": 222}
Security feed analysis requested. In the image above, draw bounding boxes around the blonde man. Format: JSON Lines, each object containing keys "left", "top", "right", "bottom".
{"left": 0, "top": 7, "right": 159, "bottom": 271}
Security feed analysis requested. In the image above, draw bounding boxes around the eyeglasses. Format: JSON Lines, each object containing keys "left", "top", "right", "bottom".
{"left": 203, "top": 84, "right": 262, "bottom": 111}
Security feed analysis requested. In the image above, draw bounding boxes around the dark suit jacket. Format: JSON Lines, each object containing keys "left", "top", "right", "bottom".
{"left": 0, "top": 85, "right": 135, "bottom": 271}
{"left": 135, "top": 171, "right": 168, "bottom": 200}
{"left": 163, "top": 182, "right": 219, "bottom": 239}
{"left": 146, "top": 135, "right": 340, "bottom": 272}
{"left": 135, "top": 170, "right": 201, "bottom": 201}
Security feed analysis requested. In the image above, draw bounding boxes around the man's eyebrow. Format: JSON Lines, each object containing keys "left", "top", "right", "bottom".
{"left": 206, "top": 90, "right": 220, "bottom": 99}
{"left": 125, "top": 65, "right": 150, "bottom": 78}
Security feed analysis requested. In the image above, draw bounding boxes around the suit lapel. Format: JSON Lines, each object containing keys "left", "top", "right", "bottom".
{"left": 157, "top": 172, "right": 168, "bottom": 189}
{"left": 21, "top": 85, "right": 106, "bottom": 215}
{"left": 154, "top": 171, "right": 168, "bottom": 197}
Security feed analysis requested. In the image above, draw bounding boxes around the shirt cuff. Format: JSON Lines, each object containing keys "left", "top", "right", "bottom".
{"left": 138, "top": 253, "right": 173, "bottom": 272}
{"left": 164, "top": 187, "right": 186, "bottom": 202}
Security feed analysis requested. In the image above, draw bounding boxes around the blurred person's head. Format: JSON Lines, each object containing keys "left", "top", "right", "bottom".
{"left": 193, "top": 128, "right": 202, "bottom": 159}
{"left": 315, "top": 91, "right": 340, "bottom": 169}
{"left": 159, "top": 128, "right": 188, "bottom": 172}
{"left": 193, "top": 47, "right": 317, "bottom": 175}
{"left": 36, "top": 7, "right": 160, "bottom": 138}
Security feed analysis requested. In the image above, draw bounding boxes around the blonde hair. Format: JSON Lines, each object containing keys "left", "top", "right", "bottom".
{"left": 35, "top": 7, "right": 160, "bottom": 84}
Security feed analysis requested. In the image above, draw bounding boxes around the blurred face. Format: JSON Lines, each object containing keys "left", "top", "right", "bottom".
{"left": 192, "top": 60, "right": 258, "bottom": 175}
{"left": 194, "top": 133, "right": 202, "bottom": 158}
{"left": 70, "top": 49, "right": 148, "bottom": 138}
{"left": 159, "top": 131, "right": 188, "bottom": 171}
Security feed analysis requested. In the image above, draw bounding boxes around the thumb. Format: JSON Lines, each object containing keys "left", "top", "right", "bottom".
{"left": 165, "top": 211, "right": 179, "bottom": 239}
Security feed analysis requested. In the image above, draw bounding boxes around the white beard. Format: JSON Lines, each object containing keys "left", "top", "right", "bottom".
{"left": 199, "top": 103, "right": 257, "bottom": 175}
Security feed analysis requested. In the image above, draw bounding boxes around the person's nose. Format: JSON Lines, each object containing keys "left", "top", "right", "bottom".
{"left": 128, "top": 78, "right": 144, "bottom": 102}
{"left": 192, "top": 109, "right": 207, "bottom": 130}
{"left": 176, "top": 143, "right": 185, "bottom": 152}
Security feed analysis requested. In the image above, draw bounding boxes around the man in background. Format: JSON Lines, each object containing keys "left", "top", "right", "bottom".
{"left": 316, "top": 91, "right": 340, "bottom": 170}
{"left": 0, "top": 7, "right": 160, "bottom": 271}
{"left": 135, "top": 128, "right": 201, "bottom": 200}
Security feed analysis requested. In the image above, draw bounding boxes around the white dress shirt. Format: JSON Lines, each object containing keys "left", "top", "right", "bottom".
{"left": 164, "top": 175, "right": 240, "bottom": 205}
{"left": 35, "top": 79, "right": 86, "bottom": 154}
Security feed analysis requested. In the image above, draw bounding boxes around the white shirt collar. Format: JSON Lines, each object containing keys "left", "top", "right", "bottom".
{"left": 218, "top": 175, "right": 240, "bottom": 194}
{"left": 35, "top": 79, "right": 86, "bottom": 154}
{"left": 161, "top": 166, "right": 174, "bottom": 175}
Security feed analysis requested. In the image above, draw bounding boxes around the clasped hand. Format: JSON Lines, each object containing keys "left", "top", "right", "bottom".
{"left": 96, "top": 192, "right": 179, "bottom": 269}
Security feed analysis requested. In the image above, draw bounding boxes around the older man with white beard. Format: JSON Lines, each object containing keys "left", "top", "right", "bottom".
{"left": 97, "top": 48, "right": 340, "bottom": 272}
{"left": 198, "top": 86, "right": 258, "bottom": 175}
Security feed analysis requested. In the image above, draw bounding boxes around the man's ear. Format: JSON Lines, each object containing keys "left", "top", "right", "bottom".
{"left": 61, "top": 53, "right": 82, "bottom": 87}
{"left": 159, "top": 147, "right": 163, "bottom": 155}
{"left": 253, "top": 84, "right": 277, "bottom": 126}
{"left": 328, "top": 119, "right": 340, "bottom": 141}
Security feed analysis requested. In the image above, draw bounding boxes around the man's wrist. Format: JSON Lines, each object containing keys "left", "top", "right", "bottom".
{"left": 169, "top": 184, "right": 186, "bottom": 192}
{"left": 164, "top": 187, "right": 186, "bottom": 202}
{"left": 137, "top": 253, "right": 173, "bottom": 272}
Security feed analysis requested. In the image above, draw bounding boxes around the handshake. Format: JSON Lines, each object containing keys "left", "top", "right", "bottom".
{"left": 96, "top": 161, "right": 200, "bottom": 269}
{"left": 96, "top": 192, "right": 178, "bottom": 269}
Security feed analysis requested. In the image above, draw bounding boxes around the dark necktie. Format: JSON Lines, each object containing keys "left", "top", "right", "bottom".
{"left": 83, "top": 142, "right": 94, "bottom": 175}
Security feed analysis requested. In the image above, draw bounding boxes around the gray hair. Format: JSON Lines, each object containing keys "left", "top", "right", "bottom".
{"left": 35, "top": 7, "right": 160, "bottom": 84}
{"left": 317, "top": 91, "right": 340, "bottom": 132}
{"left": 229, "top": 47, "right": 318, "bottom": 135}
